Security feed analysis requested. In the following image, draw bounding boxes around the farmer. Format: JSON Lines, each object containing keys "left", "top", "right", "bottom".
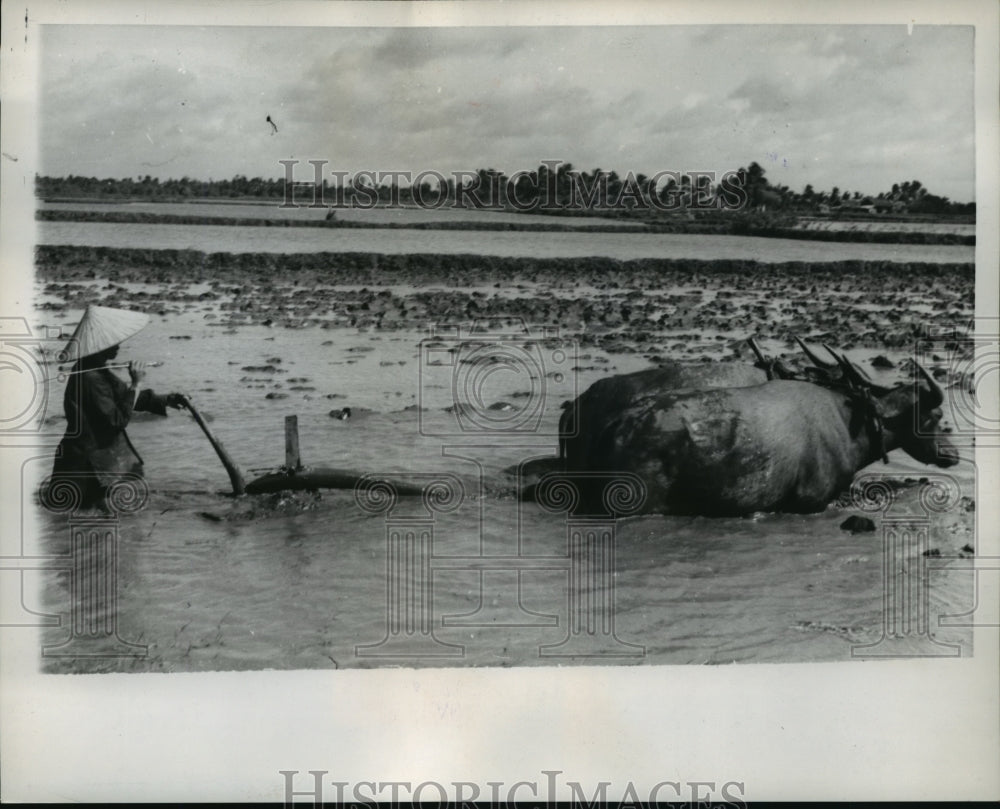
{"left": 47, "top": 305, "right": 185, "bottom": 510}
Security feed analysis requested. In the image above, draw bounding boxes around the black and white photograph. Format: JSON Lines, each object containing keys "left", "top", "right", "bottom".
{"left": 2, "top": 0, "right": 998, "bottom": 803}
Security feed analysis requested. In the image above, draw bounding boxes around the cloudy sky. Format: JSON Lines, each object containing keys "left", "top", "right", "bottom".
{"left": 38, "top": 23, "right": 975, "bottom": 201}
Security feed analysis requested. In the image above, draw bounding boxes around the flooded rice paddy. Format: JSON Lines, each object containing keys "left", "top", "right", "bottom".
{"left": 28, "top": 211, "right": 977, "bottom": 672}
{"left": 38, "top": 219, "right": 974, "bottom": 264}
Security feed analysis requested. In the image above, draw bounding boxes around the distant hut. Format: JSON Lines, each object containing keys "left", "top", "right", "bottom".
{"left": 873, "top": 198, "right": 905, "bottom": 215}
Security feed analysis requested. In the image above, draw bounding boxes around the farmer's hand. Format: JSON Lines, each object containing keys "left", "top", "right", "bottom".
{"left": 166, "top": 393, "right": 187, "bottom": 410}
{"left": 128, "top": 360, "right": 147, "bottom": 385}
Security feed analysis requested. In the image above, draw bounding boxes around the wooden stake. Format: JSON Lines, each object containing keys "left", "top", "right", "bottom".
{"left": 285, "top": 414, "right": 302, "bottom": 471}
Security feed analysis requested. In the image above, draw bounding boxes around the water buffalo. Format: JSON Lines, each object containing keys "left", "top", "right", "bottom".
{"left": 533, "top": 362, "right": 959, "bottom": 516}
{"left": 511, "top": 361, "right": 771, "bottom": 487}
{"left": 558, "top": 360, "right": 769, "bottom": 463}
{"left": 557, "top": 337, "right": 834, "bottom": 463}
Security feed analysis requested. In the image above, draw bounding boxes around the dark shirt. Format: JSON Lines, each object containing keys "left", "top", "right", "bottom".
{"left": 52, "top": 367, "right": 168, "bottom": 492}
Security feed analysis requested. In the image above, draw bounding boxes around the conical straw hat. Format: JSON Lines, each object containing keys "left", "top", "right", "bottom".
{"left": 63, "top": 305, "right": 150, "bottom": 361}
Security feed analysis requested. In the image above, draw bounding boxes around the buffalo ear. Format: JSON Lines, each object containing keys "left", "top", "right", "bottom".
{"left": 875, "top": 366, "right": 945, "bottom": 421}
{"left": 873, "top": 384, "right": 916, "bottom": 421}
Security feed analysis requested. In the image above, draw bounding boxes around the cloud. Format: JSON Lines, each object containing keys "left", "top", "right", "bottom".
{"left": 728, "top": 76, "right": 796, "bottom": 115}
{"left": 37, "top": 23, "right": 976, "bottom": 201}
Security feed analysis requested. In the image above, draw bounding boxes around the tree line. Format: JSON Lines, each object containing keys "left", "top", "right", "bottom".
{"left": 35, "top": 162, "right": 974, "bottom": 216}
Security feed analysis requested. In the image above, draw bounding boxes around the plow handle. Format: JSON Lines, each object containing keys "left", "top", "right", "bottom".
{"left": 178, "top": 395, "right": 247, "bottom": 496}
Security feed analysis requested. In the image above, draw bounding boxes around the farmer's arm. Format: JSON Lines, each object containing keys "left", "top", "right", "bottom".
{"left": 129, "top": 361, "right": 183, "bottom": 414}
{"left": 135, "top": 388, "right": 170, "bottom": 416}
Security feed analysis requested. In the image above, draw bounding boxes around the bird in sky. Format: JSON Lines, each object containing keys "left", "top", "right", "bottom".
{"left": 266, "top": 115, "right": 278, "bottom": 135}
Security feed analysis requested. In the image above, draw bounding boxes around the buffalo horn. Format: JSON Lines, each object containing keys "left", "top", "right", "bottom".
{"left": 824, "top": 347, "right": 852, "bottom": 380}
{"left": 824, "top": 344, "right": 877, "bottom": 385}
{"left": 848, "top": 356, "right": 875, "bottom": 385}
{"left": 821, "top": 342, "right": 846, "bottom": 367}
{"left": 826, "top": 347, "right": 869, "bottom": 389}
{"left": 796, "top": 336, "right": 838, "bottom": 369}
{"left": 914, "top": 362, "right": 944, "bottom": 408}
{"left": 747, "top": 336, "right": 768, "bottom": 366}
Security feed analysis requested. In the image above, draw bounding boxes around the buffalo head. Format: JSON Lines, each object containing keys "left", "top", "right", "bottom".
{"left": 826, "top": 348, "right": 959, "bottom": 468}
{"left": 872, "top": 362, "right": 960, "bottom": 468}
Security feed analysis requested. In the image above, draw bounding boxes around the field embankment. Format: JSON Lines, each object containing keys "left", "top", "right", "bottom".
{"left": 36, "top": 208, "right": 975, "bottom": 245}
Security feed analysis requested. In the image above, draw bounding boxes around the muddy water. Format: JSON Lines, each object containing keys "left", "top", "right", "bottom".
{"left": 31, "top": 308, "right": 976, "bottom": 672}
{"left": 37, "top": 220, "right": 974, "bottom": 263}
{"left": 41, "top": 200, "right": 646, "bottom": 228}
